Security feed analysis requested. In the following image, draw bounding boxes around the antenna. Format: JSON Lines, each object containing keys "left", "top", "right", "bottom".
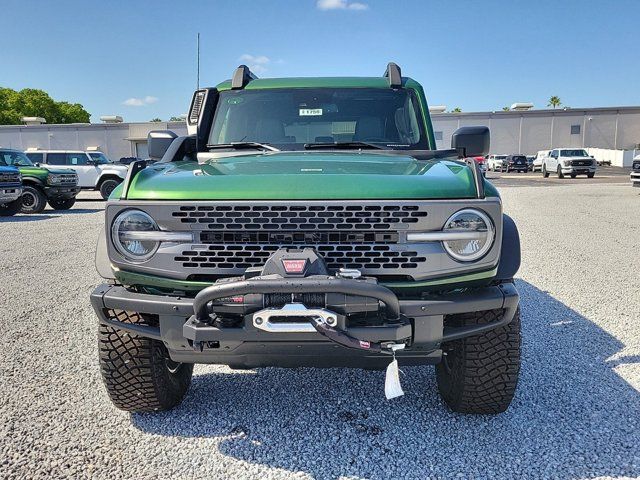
{"left": 196, "top": 33, "right": 200, "bottom": 154}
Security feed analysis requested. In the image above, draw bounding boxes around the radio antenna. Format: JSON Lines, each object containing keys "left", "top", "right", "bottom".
{"left": 196, "top": 32, "right": 200, "bottom": 154}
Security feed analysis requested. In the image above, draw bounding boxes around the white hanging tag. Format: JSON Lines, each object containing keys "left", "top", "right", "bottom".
{"left": 385, "top": 358, "right": 404, "bottom": 400}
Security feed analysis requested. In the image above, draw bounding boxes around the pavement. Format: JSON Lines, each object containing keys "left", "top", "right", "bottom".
{"left": 0, "top": 180, "right": 639, "bottom": 479}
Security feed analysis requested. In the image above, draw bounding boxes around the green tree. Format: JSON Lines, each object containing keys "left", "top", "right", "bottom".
{"left": 169, "top": 116, "right": 184, "bottom": 122}
{"left": 547, "top": 96, "right": 562, "bottom": 109}
{"left": 0, "top": 87, "right": 91, "bottom": 125}
{"left": 451, "top": 107, "right": 462, "bottom": 113}
{"left": 149, "top": 118, "right": 162, "bottom": 122}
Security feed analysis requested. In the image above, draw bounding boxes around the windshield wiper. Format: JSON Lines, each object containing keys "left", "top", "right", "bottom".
{"left": 206, "top": 142, "right": 280, "bottom": 152}
{"left": 304, "top": 141, "right": 383, "bottom": 150}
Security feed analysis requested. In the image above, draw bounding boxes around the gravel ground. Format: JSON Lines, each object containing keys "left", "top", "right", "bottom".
{"left": 1, "top": 184, "right": 639, "bottom": 479}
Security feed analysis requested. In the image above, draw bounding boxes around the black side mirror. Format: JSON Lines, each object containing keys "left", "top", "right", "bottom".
{"left": 148, "top": 130, "right": 178, "bottom": 160}
{"left": 451, "top": 126, "right": 490, "bottom": 157}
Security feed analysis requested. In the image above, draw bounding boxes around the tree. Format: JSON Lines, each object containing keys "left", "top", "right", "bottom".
{"left": 0, "top": 87, "right": 90, "bottom": 124}
{"left": 502, "top": 106, "right": 510, "bottom": 111}
{"left": 547, "top": 96, "right": 562, "bottom": 109}
{"left": 451, "top": 107, "right": 462, "bottom": 113}
{"left": 149, "top": 118, "right": 162, "bottom": 122}
{"left": 169, "top": 116, "right": 184, "bottom": 122}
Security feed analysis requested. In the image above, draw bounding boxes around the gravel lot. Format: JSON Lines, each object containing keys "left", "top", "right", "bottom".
{"left": 1, "top": 181, "right": 639, "bottom": 479}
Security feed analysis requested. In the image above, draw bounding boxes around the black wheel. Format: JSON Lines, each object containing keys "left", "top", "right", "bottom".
{"left": 557, "top": 166, "right": 564, "bottom": 179}
{"left": 99, "top": 311, "right": 193, "bottom": 412}
{"left": 20, "top": 186, "right": 47, "bottom": 214}
{"left": 99, "top": 178, "right": 121, "bottom": 200}
{"left": 587, "top": 172, "right": 595, "bottom": 178}
{"left": 436, "top": 307, "right": 521, "bottom": 414}
{"left": 570, "top": 173, "right": 577, "bottom": 179}
{"left": 48, "top": 198, "right": 76, "bottom": 210}
{"left": 0, "top": 197, "right": 22, "bottom": 216}
{"left": 542, "top": 165, "right": 549, "bottom": 178}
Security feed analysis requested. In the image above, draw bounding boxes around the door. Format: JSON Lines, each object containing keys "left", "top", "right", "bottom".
{"left": 66, "top": 152, "right": 99, "bottom": 187}
{"left": 547, "top": 150, "right": 559, "bottom": 171}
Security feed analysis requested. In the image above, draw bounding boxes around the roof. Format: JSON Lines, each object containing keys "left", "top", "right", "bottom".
{"left": 214, "top": 76, "right": 422, "bottom": 91}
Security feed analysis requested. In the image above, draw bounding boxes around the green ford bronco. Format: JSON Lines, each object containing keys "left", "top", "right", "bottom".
{"left": 91, "top": 63, "right": 521, "bottom": 414}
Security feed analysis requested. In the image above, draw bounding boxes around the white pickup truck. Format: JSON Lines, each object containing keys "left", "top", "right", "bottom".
{"left": 25, "top": 150, "right": 128, "bottom": 199}
{"left": 542, "top": 148, "right": 597, "bottom": 179}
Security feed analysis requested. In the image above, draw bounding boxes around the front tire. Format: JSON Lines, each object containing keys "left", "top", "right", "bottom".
{"left": 98, "top": 311, "right": 193, "bottom": 413}
{"left": 436, "top": 307, "right": 521, "bottom": 414}
{"left": 48, "top": 198, "right": 76, "bottom": 210}
{"left": 587, "top": 172, "right": 595, "bottom": 178}
{"left": 0, "top": 198, "right": 22, "bottom": 216}
{"left": 557, "top": 166, "right": 564, "bottom": 179}
{"left": 542, "top": 165, "right": 549, "bottom": 178}
{"left": 20, "top": 186, "right": 47, "bottom": 214}
{"left": 99, "top": 178, "right": 121, "bottom": 200}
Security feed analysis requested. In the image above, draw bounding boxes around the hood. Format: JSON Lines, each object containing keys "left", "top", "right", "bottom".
{"left": 0, "top": 165, "right": 20, "bottom": 174}
{"left": 18, "top": 166, "right": 75, "bottom": 179}
{"left": 125, "top": 151, "right": 493, "bottom": 200}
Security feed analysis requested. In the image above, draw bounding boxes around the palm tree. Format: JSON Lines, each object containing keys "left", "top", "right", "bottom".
{"left": 547, "top": 96, "right": 562, "bottom": 109}
{"left": 451, "top": 107, "right": 462, "bottom": 113}
{"left": 502, "top": 106, "right": 510, "bottom": 111}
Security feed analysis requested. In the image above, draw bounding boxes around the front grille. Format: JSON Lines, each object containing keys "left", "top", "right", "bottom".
{"left": 571, "top": 160, "right": 592, "bottom": 166}
{"left": 56, "top": 174, "right": 78, "bottom": 186}
{"left": 172, "top": 204, "right": 427, "bottom": 231}
{"left": 0, "top": 173, "right": 20, "bottom": 183}
{"left": 176, "top": 244, "right": 426, "bottom": 271}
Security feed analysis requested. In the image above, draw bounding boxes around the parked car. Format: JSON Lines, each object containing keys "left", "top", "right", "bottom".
{"left": 487, "top": 154, "right": 508, "bottom": 171}
{"left": 90, "top": 63, "right": 522, "bottom": 415}
{"left": 117, "top": 156, "right": 144, "bottom": 165}
{"left": 532, "top": 150, "right": 549, "bottom": 173}
{"left": 469, "top": 156, "right": 487, "bottom": 176}
{"left": 596, "top": 157, "right": 611, "bottom": 166}
{"left": 25, "top": 149, "right": 128, "bottom": 199}
{"left": 631, "top": 155, "right": 640, "bottom": 188}
{"left": 526, "top": 156, "right": 535, "bottom": 171}
{"left": 0, "top": 165, "right": 23, "bottom": 216}
{"left": 0, "top": 148, "right": 79, "bottom": 213}
{"left": 542, "top": 148, "right": 597, "bottom": 178}
{"left": 504, "top": 154, "right": 528, "bottom": 173}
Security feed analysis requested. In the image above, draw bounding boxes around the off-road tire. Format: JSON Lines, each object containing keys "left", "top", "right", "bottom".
{"left": 436, "top": 307, "right": 521, "bottom": 414}
{"left": 99, "top": 178, "right": 121, "bottom": 200}
{"left": 542, "top": 165, "right": 549, "bottom": 178}
{"left": 0, "top": 198, "right": 22, "bottom": 216}
{"left": 98, "top": 312, "right": 193, "bottom": 412}
{"left": 48, "top": 198, "right": 76, "bottom": 210}
{"left": 557, "top": 166, "right": 564, "bottom": 179}
{"left": 587, "top": 172, "right": 595, "bottom": 178}
{"left": 20, "top": 185, "right": 47, "bottom": 214}
{"left": 570, "top": 173, "right": 577, "bottom": 179}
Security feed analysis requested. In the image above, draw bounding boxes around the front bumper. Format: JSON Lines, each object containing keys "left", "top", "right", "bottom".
{"left": 631, "top": 172, "right": 640, "bottom": 187}
{"left": 44, "top": 185, "right": 80, "bottom": 199}
{"left": 90, "top": 280, "right": 519, "bottom": 369}
{"left": 0, "top": 186, "right": 22, "bottom": 203}
{"left": 561, "top": 165, "right": 597, "bottom": 174}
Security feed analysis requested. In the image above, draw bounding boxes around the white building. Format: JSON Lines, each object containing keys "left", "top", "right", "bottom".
{"left": 1, "top": 105, "right": 639, "bottom": 166}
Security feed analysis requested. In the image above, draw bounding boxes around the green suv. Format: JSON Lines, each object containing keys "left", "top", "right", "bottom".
{"left": 91, "top": 63, "right": 522, "bottom": 414}
{"left": 0, "top": 149, "right": 80, "bottom": 213}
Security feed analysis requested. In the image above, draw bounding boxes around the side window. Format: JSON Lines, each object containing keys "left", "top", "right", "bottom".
{"left": 26, "top": 153, "right": 43, "bottom": 163}
{"left": 551, "top": 150, "right": 558, "bottom": 159}
{"left": 66, "top": 153, "right": 88, "bottom": 165}
{"left": 46, "top": 153, "right": 67, "bottom": 165}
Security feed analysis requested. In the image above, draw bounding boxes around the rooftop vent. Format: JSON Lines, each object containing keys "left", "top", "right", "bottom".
{"left": 100, "top": 115, "right": 123, "bottom": 123}
{"left": 510, "top": 103, "right": 534, "bottom": 111}
{"left": 21, "top": 116, "right": 46, "bottom": 126}
{"left": 429, "top": 106, "right": 447, "bottom": 114}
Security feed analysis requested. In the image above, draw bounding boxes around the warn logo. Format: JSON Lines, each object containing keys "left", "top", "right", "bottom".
{"left": 282, "top": 259, "right": 307, "bottom": 274}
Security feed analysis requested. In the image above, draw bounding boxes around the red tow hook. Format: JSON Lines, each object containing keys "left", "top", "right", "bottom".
{"left": 308, "top": 317, "right": 386, "bottom": 353}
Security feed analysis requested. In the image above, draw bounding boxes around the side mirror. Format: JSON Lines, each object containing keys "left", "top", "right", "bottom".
{"left": 451, "top": 126, "right": 490, "bottom": 158}
{"left": 148, "top": 130, "right": 178, "bottom": 160}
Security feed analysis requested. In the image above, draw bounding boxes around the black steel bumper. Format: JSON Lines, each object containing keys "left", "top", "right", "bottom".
{"left": 90, "top": 279, "right": 519, "bottom": 369}
{"left": 44, "top": 186, "right": 80, "bottom": 199}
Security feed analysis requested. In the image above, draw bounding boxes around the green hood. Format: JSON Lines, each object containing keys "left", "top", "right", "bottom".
{"left": 124, "top": 152, "right": 497, "bottom": 200}
{"left": 19, "top": 165, "right": 74, "bottom": 180}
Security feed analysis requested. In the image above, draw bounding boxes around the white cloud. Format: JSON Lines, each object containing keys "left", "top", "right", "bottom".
{"left": 317, "top": 0, "right": 369, "bottom": 10}
{"left": 238, "top": 54, "right": 271, "bottom": 74}
{"left": 122, "top": 96, "right": 159, "bottom": 107}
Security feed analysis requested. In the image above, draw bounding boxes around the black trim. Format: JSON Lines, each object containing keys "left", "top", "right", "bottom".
{"left": 383, "top": 62, "right": 402, "bottom": 88}
{"left": 496, "top": 214, "right": 521, "bottom": 280}
{"left": 119, "top": 160, "right": 146, "bottom": 199}
{"left": 231, "top": 65, "right": 257, "bottom": 89}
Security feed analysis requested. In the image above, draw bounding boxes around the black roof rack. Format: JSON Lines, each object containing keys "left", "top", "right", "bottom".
{"left": 231, "top": 65, "right": 258, "bottom": 89}
{"left": 383, "top": 62, "right": 402, "bottom": 88}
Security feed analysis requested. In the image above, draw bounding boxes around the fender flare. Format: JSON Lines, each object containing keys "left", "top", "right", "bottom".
{"left": 496, "top": 214, "right": 521, "bottom": 281}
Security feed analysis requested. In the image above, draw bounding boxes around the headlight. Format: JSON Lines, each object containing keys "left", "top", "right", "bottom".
{"left": 47, "top": 174, "right": 61, "bottom": 185}
{"left": 563, "top": 160, "right": 573, "bottom": 166}
{"left": 111, "top": 209, "right": 160, "bottom": 262}
{"left": 442, "top": 209, "right": 495, "bottom": 262}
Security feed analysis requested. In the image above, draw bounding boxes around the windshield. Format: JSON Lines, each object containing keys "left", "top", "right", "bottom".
{"left": 208, "top": 88, "right": 428, "bottom": 150}
{"left": 561, "top": 149, "right": 589, "bottom": 157}
{"left": 0, "top": 150, "right": 34, "bottom": 167}
{"left": 88, "top": 152, "right": 111, "bottom": 164}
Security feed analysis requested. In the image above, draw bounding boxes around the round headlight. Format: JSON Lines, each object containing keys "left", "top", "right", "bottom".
{"left": 111, "top": 209, "right": 159, "bottom": 262}
{"left": 442, "top": 209, "right": 495, "bottom": 262}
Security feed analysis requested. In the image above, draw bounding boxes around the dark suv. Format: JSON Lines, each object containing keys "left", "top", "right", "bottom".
{"left": 504, "top": 155, "right": 528, "bottom": 173}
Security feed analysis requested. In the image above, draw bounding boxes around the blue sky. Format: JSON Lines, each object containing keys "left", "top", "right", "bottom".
{"left": 1, "top": 0, "right": 639, "bottom": 122}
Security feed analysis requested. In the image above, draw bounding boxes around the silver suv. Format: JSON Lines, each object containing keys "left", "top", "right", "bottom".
{"left": 542, "top": 148, "right": 597, "bottom": 179}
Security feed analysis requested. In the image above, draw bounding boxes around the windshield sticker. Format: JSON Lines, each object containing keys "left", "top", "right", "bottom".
{"left": 299, "top": 108, "right": 323, "bottom": 116}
